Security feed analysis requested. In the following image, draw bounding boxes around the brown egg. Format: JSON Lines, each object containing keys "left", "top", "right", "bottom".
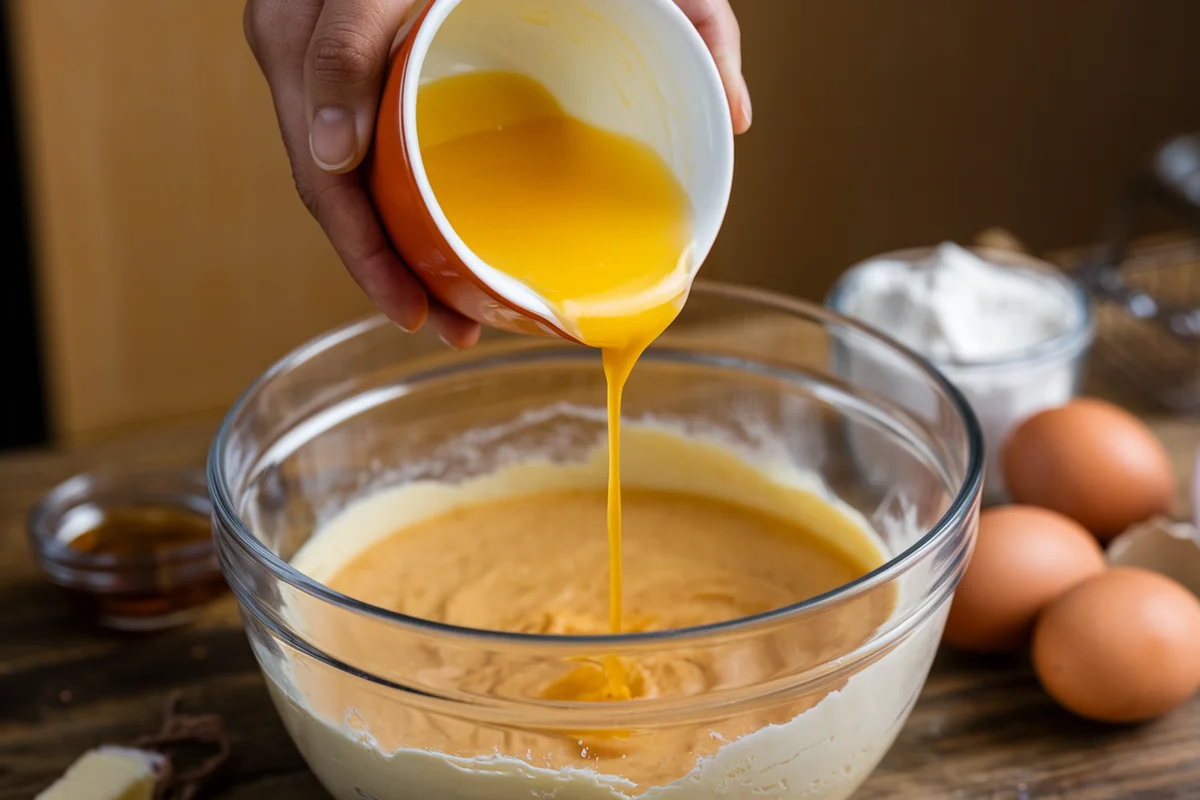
{"left": 1002, "top": 399, "right": 1174, "bottom": 541}
{"left": 1033, "top": 567, "right": 1200, "bottom": 723}
{"left": 943, "top": 505, "right": 1106, "bottom": 652}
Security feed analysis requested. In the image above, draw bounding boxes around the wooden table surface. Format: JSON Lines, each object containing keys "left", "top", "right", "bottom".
{"left": 2, "top": 404, "right": 1199, "bottom": 800}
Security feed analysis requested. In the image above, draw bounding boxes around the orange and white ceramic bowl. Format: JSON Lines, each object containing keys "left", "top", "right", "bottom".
{"left": 366, "top": 0, "right": 735, "bottom": 341}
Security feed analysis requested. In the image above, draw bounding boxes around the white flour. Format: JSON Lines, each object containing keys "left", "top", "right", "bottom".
{"left": 834, "top": 243, "right": 1090, "bottom": 502}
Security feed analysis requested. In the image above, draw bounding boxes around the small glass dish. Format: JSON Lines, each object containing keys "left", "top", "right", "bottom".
{"left": 27, "top": 465, "right": 227, "bottom": 632}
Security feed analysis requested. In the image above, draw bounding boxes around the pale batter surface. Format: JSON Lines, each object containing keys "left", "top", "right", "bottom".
{"left": 326, "top": 488, "right": 870, "bottom": 639}
{"left": 280, "top": 426, "right": 900, "bottom": 795}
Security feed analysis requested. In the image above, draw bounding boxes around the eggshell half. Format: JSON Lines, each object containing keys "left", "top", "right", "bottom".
{"left": 1106, "top": 517, "right": 1200, "bottom": 599}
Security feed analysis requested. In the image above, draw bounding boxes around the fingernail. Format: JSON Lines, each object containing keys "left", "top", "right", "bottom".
{"left": 310, "top": 107, "right": 358, "bottom": 171}
{"left": 738, "top": 75, "right": 753, "bottom": 128}
{"left": 393, "top": 314, "right": 419, "bottom": 334}
{"left": 438, "top": 333, "right": 459, "bottom": 350}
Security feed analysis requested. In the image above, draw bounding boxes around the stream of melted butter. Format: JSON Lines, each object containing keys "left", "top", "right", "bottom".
{"left": 419, "top": 71, "right": 693, "bottom": 645}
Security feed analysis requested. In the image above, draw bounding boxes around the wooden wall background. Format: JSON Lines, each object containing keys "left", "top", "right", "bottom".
{"left": 8, "top": 0, "right": 1200, "bottom": 442}
{"left": 715, "top": 0, "right": 1200, "bottom": 297}
{"left": 9, "top": 1, "right": 370, "bottom": 443}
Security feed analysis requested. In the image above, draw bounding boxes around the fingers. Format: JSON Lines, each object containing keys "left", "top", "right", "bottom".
{"left": 245, "top": 0, "right": 431, "bottom": 334}
{"left": 283, "top": 85, "right": 432, "bottom": 334}
{"left": 303, "top": 177, "right": 432, "bottom": 332}
{"left": 304, "top": 0, "right": 416, "bottom": 172}
{"left": 673, "top": 0, "right": 752, "bottom": 133}
{"left": 245, "top": 0, "right": 323, "bottom": 80}
{"left": 429, "top": 301, "right": 483, "bottom": 350}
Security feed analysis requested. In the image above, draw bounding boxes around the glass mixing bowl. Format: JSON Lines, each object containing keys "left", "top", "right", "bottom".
{"left": 208, "top": 282, "right": 982, "bottom": 800}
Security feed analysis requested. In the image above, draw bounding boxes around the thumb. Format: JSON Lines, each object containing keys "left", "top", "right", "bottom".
{"left": 305, "top": 0, "right": 413, "bottom": 173}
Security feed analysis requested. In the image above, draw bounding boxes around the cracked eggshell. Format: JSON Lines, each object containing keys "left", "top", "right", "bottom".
{"left": 1106, "top": 517, "right": 1200, "bottom": 599}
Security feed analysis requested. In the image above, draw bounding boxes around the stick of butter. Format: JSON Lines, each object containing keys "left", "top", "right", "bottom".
{"left": 36, "top": 746, "right": 166, "bottom": 800}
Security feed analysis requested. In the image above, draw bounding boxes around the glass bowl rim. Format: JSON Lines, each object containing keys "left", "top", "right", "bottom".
{"left": 826, "top": 245, "right": 1095, "bottom": 372}
{"left": 207, "top": 280, "right": 984, "bottom": 648}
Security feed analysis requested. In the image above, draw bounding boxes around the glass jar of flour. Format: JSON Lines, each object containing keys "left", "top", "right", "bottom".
{"left": 828, "top": 243, "right": 1094, "bottom": 504}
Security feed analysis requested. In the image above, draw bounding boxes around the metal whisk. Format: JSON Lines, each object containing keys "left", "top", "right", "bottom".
{"left": 1074, "top": 132, "right": 1200, "bottom": 413}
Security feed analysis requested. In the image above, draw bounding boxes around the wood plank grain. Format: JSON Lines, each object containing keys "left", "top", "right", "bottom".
{"left": 863, "top": 652, "right": 1200, "bottom": 799}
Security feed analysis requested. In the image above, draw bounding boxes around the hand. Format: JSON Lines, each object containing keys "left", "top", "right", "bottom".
{"left": 244, "top": 0, "right": 751, "bottom": 349}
